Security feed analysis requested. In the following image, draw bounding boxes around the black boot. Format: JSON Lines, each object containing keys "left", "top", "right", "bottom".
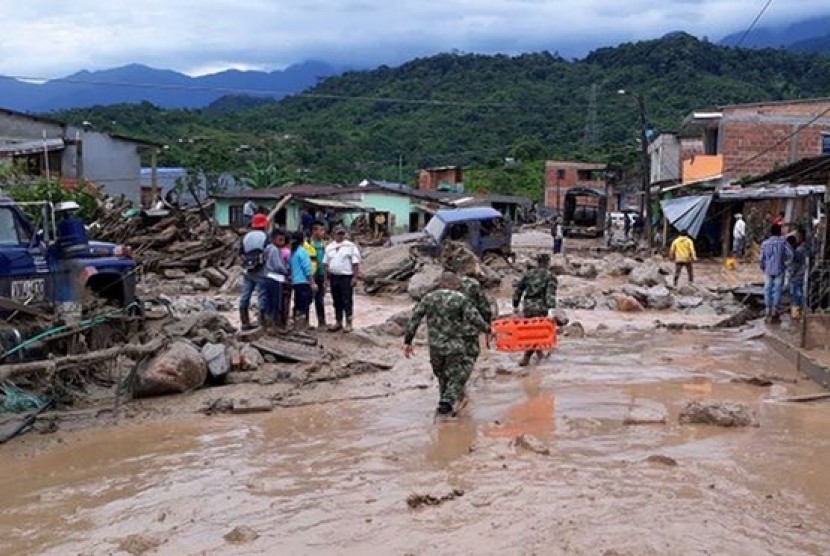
{"left": 240, "top": 308, "right": 255, "bottom": 331}
{"left": 436, "top": 402, "right": 453, "bottom": 416}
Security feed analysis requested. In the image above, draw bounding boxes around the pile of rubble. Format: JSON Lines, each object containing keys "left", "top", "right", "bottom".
{"left": 362, "top": 240, "right": 503, "bottom": 299}
{"left": 92, "top": 203, "right": 240, "bottom": 274}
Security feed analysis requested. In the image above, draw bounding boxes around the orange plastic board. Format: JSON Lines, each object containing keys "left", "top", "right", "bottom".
{"left": 491, "top": 317, "right": 557, "bottom": 353}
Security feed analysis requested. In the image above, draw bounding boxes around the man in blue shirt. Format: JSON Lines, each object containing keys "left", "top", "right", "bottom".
{"left": 760, "top": 224, "right": 793, "bottom": 324}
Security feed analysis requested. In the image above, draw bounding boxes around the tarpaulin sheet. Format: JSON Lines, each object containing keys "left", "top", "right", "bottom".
{"left": 660, "top": 195, "right": 712, "bottom": 239}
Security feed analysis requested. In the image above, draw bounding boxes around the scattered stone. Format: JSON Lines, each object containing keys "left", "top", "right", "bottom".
{"left": 163, "top": 311, "right": 236, "bottom": 338}
{"left": 362, "top": 244, "right": 415, "bottom": 285}
{"left": 575, "top": 262, "right": 598, "bottom": 279}
{"left": 561, "top": 322, "right": 585, "bottom": 338}
{"left": 232, "top": 398, "right": 273, "bottom": 414}
{"left": 163, "top": 269, "right": 186, "bottom": 280}
{"left": 629, "top": 262, "right": 664, "bottom": 287}
{"left": 646, "top": 454, "right": 678, "bottom": 466}
{"left": 202, "top": 397, "right": 234, "bottom": 415}
{"left": 559, "top": 295, "right": 597, "bottom": 310}
{"left": 675, "top": 296, "right": 704, "bottom": 310}
{"left": 624, "top": 403, "right": 668, "bottom": 425}
{"left": 621, "top": 285, "right": 649, "bottom": 305}
{"left": 679, "top": 401, "right": 758, "bottom": 427}
{"left": 118, "top": 534, "right": 163, "bottom": 555}
{"left": 407, "top": 264, "right": 444, "bottom": 300}
{"left": 201, "top": 268, "right": 228, "bottom": 288}
{"left": 549, "top": 254, "right": 570, "bottom": 276}
{"left": 646, "top": 286, "right": 674, "bottom": 310}
{"left": 224, "top": 525, "right": 260, "bottom": 544}
{"left": 732, "top": 376, "right": 774, "bottom": 387}
{"left": 188, "top": 276, "right": 211, "bottom": 291}
{"left": 202, "top": 343, "right": 230, "bottom": 379}
{"left": 135, "top": 341, "right": 208, "bottom": 398}
{"left": 514, "top": 434, "right": 550, "bottom": 455}
{"left": 554, "top": 309, "right": 569, "bottom": 327}
{"left": 240, "top": 344, "right": 266, "bottom": 370}
{"left": 406, "top": 489, "right": 465, "bottom": 509}
{"left": 610, "top": 293, "right": 644, "bottom": 313}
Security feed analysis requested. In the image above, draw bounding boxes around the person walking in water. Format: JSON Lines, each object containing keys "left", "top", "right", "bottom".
{"left": 512, "top": 253, "right": 557, "bottom": 367}
{"left": 761, "top": 224, "right": 793, "bottom": 323}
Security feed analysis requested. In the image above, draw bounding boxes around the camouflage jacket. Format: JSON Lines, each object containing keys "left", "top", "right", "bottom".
{"left": 460, "top": 277, "right": 493, "bottom": 338}
{"left": 405, "top": 289, "right": 490, "bottom": 356}
{"left": 512, "top": 267, "right": 557, "bottom": 317}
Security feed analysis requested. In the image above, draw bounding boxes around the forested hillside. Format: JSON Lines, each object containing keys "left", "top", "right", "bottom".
{"left": 52, "top": 34, "right": 830, "bottom": 198}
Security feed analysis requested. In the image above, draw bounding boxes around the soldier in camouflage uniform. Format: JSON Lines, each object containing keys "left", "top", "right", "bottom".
{"left": 459, "top": 276, "right": 493, "bottom": 363}
{"left": 512, "top": 252, "right": 558, "bottom": 366}
{"left": 404, "top": 273, "right": 490, "bottom": 416}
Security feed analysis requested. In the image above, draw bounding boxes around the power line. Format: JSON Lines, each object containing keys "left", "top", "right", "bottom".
{"left": 734, "top": 0, "right": 776, "bottom": 48}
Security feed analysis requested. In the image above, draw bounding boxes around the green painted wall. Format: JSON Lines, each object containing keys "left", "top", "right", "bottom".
{"left": 356, "top": 191, "right": 418, "bottom": 232}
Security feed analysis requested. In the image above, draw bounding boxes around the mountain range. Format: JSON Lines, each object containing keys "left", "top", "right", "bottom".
{"left": 720, "top": 14, "right": 830, "bottom": 53}
{"left": 0, "top": 61, "right": 345, "bottom": 113}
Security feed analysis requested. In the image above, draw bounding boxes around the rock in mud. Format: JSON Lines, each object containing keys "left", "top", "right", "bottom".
{"left": 574, "top": 261, "right": 599, "bottom": 279}
{"left": 201, "top": 343, "right": 230, "bottom": 379}
{"left": 679, "top": 401, "right": 758, "bottom": 427}
{"left": 605, "top": 255, "right": 638, "bottom": 277}
{"left": 561, "top": 322, "right": 586, "bottom": 338}
{"left": 231, "top": 397, "right": 273, "bottom": 414}
{"left": 362, "top": 244, "right": 414, "bottom": 284}
{"left": 224, "top": 525, "right": 260, "bottom": 544}
{"left": 514, "top": 434, "right": 551, "bottom": 455}
{"left": 610, "top": 293, "right": 644, "bottom": 313}
{"left": 407, "top": 264, "right": 444, "bottom": 300}
{"left": 163, "top": 311, "right": 236, "bottom": 338}
{"left": 621, "top": 285, "right": 649, "bottom": 304}
{"left": 624, "top": 404, "right": 668, "bottom": 425}
{"left": 646, "top": 454, "right": 678, "bottom": 466}
{"left": 554, "top": 309, "right": 569, "bottom": 326}
{"left": 117, "top": 534, "right": 164, "bottom": 555}
{"left": 201, "top": 267, "right": 228, "bottom": 287}
{"left": 135, "top": 341, "right": 207, "bottom": 398}
{"left": 560, "top": 295, "right": 597, "bottom": 310}
{"left": 406, "top": 489, "right": 465, "bottom": 509}
{"left": 629, "top": 262, "right": 664, "bottom": 288}
{"left": 163, "top": 269, "right": 186, "bottom": 280}
{"left": 550, "top": 254, "right": 571, "bottom": 276}
{"left": 187, "top": 276, "right": 211, "bottom": 291}
{"left": 675, "top": 296, "right": 704, "bottom": 310}
{"left": 240, "top": 344, "right": 266, "bottom": 370}
{"left": 646, "top": 286, "right": 674, "bottom": 310}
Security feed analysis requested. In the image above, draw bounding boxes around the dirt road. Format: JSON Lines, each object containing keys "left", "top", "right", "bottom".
{"left": 2, "top": 320, "right": 829, "bottom": 555}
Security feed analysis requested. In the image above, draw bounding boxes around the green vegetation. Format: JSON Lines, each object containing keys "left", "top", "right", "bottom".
{"left": 50, "top": 34, "right": 830, "bottom": 202}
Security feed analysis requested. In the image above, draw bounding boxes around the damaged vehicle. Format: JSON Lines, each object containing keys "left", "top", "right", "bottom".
{"left": 0, "top": 197, "right": 140, "bottom": 361}
{"left": 392, "top": 207, "right": 513, "bottom": 260}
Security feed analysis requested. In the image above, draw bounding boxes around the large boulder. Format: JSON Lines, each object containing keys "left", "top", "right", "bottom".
{"left": 362, "top": 244, "right": 415, "bottom": 284}
{"left": 629, "top": 262, "right": 665, "bottom": 287}
{"left": 549, "top": 254, "right": 571, "bottom": 276}
{"left": 645, "top": 286, "right": 674, "bottom": 310}
{"left": 621, "top": 285, "right": 649, "bottom": 305}
{"left": 407, "top": 264, "right": 444, "bottom": 300}
{"left": 675, "top": 296, "right": 704, "bottom": 310}
{"left": 574, "top": 261, "right": 599, "bottom": 279}
{"left": 202, "top": 343, "right": 231, "bottom": 379}
{"left": 679, "top": 401, "right": 757, "bottom": 427}
{"left": 135, "top": 341, "right": 207, "bottom": 398}
{"left": 605, "top": 255, "right": 638, "bottom": 277}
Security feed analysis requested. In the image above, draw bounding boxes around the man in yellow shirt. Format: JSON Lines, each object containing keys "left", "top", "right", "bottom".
{"left": 669, "top": 229, "right": 697, "bottom": 288}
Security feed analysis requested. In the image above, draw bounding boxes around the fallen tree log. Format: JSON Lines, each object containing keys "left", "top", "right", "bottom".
{"left": 0, "top": 338, "right": 166, "bottom": 382}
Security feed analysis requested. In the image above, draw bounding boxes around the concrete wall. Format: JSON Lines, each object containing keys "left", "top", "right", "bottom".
{"left": 357, "top": 191, "right": 415, "bottom": 233}
{"left": 0, "top": 112, "right": 64, "bottom": 142}
{"left": 69, "top": 130, "right": 143, "bottom": 202}
{"left": 418, "top": 168, "right": 463, "bottom": 191}
{"left": 544, "top": 161, "right": 607, "bottom": 211}
{"left": 649, "top": 134, "right": 681, "bottom": 184}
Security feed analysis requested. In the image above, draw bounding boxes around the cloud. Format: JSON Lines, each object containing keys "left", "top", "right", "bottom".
{"left": 2, "top": 0, "right": 829, "bottom": 76}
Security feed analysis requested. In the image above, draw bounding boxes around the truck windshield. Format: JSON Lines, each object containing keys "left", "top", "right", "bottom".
{"left": 424, "top": 215, "right": 445, "bottom": 241}
{"left": 0, "top": 207, "right": 29, "bottom": 245}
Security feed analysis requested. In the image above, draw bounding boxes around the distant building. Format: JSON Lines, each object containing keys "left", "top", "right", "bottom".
{"left": 0, "top": 107, "right": 159, "bottom": 203}
{"left": 679, "top": 98, "right": 830, "bottom": 185}
{"left": 544, "top": 161, "right": 613, "bottom": 212}
{"left": 418, "top": 166, "right": 464, "bottom": 191}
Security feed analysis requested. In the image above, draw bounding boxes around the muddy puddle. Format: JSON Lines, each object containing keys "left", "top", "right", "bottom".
{"left": 2, "top": 329, "right": 830, "bottom": 555}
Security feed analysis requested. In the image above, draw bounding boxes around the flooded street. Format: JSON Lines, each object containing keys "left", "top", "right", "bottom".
{"left": 3, "top": 329, "right": 830, "bottom": 555}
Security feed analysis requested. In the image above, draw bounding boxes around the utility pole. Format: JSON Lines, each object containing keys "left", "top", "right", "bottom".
{"left": 398, "top": 154, "right": 403, "bottom": 183}
{"left": 636, "top": 93, "right": 653, "bottom": 248}
{"left": 583, "top": 83, "right": 598, "bottom": 149}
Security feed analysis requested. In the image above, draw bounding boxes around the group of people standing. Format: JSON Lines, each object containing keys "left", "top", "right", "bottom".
{"left": 239, "top": 215, "right": 362, "bottom": 333}
{"left": 760, "top": 223, "right": 809, "bottom": 323}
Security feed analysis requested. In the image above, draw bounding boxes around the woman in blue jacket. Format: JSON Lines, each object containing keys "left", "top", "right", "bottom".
{"left": 289, "top": 231, "right": 315, "bottom": 329}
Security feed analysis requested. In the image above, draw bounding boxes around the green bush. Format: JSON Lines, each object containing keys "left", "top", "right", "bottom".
{"left": 3, "top": 180, "right": 99, "bottom": 223}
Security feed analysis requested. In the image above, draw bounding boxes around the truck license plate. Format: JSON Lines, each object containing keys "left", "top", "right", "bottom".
{"left": 11, "top": 279, "right": 46, "bottom": 302}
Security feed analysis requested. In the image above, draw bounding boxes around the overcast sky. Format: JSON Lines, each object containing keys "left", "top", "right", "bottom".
{"left": 2, "top": 0, "right": 829, "bottom": 77}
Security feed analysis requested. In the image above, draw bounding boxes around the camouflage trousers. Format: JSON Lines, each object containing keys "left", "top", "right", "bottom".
{"left": 464, "top": 336, "right": 481, "bottom": 362}
{"left": 430, "top": 351, "right": 475, "bottom": 406}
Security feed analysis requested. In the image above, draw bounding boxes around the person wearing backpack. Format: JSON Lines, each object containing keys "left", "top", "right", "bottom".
{"left": 239, "top": 213, "right": 270, "bottom": 331}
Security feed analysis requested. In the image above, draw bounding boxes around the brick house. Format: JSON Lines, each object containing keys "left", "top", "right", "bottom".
{"left": 544, "top": 161, "right": 611, "bottom": 211}
{"left": 679, "top": 98, "right": 830, "bottom": 184}
{"left": 417, "top": 166, "right": 463, "bottom": 191}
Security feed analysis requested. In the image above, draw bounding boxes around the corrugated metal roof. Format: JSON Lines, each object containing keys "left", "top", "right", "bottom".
{"left": 717, "top": 185, "right": 826, "bottom": 200}
{"left": 0, "top": 138, "right": 64, "bottom": 155}
{"left": 660, "top": 195, "right": 712, "bottom": 239}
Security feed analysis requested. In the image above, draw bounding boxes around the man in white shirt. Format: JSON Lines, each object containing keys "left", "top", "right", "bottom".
{"left": 325, "top": 225, "right": 362, "bottom": 332}
{"left": 733, "top": 213, "right": 746, "bottom": 258}
{"left": 243, "top": 200, "right": 257, "bottom": 228}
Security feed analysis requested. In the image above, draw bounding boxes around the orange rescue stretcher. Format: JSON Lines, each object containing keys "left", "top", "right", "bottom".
{"left": 491, "top": 317, "right": 557, "bottom": 353}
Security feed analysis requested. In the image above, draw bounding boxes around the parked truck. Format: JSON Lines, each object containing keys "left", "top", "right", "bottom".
{"left": 0, "top": 195, "right": 139, "bottom": 360}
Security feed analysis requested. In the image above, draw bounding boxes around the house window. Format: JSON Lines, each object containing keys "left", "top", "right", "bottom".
{"left": 822, "top": 135, "right": 830, "bottom": 154}
{"left": 556, "top": 169, "right": 566, "bottom": 180}
{"left": 229, "top": 205, "right": 245, "bottom": 228}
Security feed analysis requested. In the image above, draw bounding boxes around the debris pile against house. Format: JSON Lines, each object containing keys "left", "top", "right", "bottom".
{"left": 92, "top": 202, "right": 240, "bottom": 274}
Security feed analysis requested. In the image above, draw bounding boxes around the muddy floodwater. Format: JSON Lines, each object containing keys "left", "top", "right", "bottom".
{"left": 2, "top": 329, "right": 830, "bottom": 555}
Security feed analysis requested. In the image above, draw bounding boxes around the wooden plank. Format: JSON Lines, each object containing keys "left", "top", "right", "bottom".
{"left": 252, "top": 339, "right": 321, "bottom": 363}
{"left": 772, "top": 392, "right": 830, "bottom": 403}
{"left": 0, "top": 297, "right": 47, "bottom": 318}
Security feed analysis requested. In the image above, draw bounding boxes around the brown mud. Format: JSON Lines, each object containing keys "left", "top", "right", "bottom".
{"left": 2, "top": 322, "right": 830, "bottom": 555}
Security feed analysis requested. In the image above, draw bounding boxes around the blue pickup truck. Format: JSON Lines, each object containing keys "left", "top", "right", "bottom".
{"left": 0, "top": 195, "right": 138, "bottom": 317}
